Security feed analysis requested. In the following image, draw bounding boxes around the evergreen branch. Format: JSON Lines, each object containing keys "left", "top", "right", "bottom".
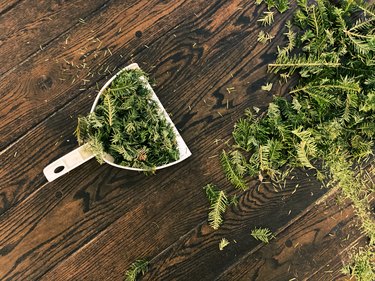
{"left": 257, "top": 11, "right": 274, "bottom": 26}
{"left": 221, "top": 150, "right": 248, "bottom": 190}
{"left": 290, "top": 77, "right": 361, "bottom": 95}
{"left": 258, "top": 145, "right": 270, "bottom": 171}
{"left": 310, "top": 5, "right": 320, "bottom": 37}
{"left": 357, "top": 3, "right": 375, "bottom": 18}
{"left": 75, "top": 116, "right": 89, "bottom": 145}
{"left": 257, "top": 30, "right": 274, "bottom": 44}
{"left": 251, "top": 227, "right": 275, "bottom": 243}
{"left": 343, "top": 29, "right": 375, "bottom": 55}
{"left": 269, "top": 59, "right": 340, "bottom": 69}
{"left": 350, "top": 18, "right": 375, "bottom": 32}
{"left": 208, "top": 190, "right": 228, "bottom": 230}
{"left": 124, "top": 259, "right": 149, "bottom": 281}
{"left": 277, "top": 21, "right": 296, "bottom": 57}
{"left": 103, "top": 91, "right": 116, "bottom": 127}
{"left": 261, "top": 82, "right": 273, "bottom": 91}
{"left": 87, "top": 134, "right": 106, "bottom": 164}
{"left": 204, "top": 184, "right": 229, "bottom": 230}
{"left": 264, "top": 0, "right": 289, "bottom": 13}
{"left": 219, "top": 238, "right": 230, "bottom": 250}
{"left": 268, "top": 55, "right": 340, "bottom": 76}
{"left": 296, "top": 141, "right": 315, "bottom": 169}
{"left": 344, "top": 29, "right": 375, "bottom": 40}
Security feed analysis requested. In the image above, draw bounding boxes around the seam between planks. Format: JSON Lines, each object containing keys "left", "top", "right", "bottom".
{"left": 308, "top": 236, "right": 363, "bottom": 280}
{"left": 0, "top": 13, "right": 192, "bottom": 263}
{"left": 137, "top": 180, "right": 331, "bottom": 279}
{"left": 0, "top": 0, "right": 23, "bottom": 17}
{"left": 213, "top": 186, "right": 340, "bottom": 280}
{"left": 37, "top": 162, "right": 214, "bottom": 280}
{"left": 307, "top": 195, "right": 375, "bottom": 280}
{"left": 0, "top": 0, "right": 113, "bottom": 78}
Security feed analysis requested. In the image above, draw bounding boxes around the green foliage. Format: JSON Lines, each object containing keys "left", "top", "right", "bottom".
{"left": 257, "top": 30, "right": 274, "bottom": 44}
{"left": 268, "top": 54, "right": 341, "bottom": 77}
{"left": 264, "top": 0, "right": 289, "bottom": 13}
{"left": 258, "top": 11, "right": 275, "bottom": 26}
{"left": 204, "top": 184, "right": 229, "bottom": 230}
{"left": 75, "top": 69, "right": 179, "bottom": 169}
{"left": 124, "top": 259, "right": 149, "bottom": 281}
{"left": 221, "top": 150, "right": 247, "bottom": 190}
{"left": 278, "top": 21, "right": 296, "bottom": 57}
{"left": 225, "top": 0, "right": 375, "bottom": 252}
{"left": 219, "top": 238, "right": 230, "bottom": 250}
{"left": 251, "top": 227, "right": 275, "bottom": 244}
{"left": 341, "top": 247, "right": 375, "bottom": 281}
{"left": 261, "top": 82, "right": 273, "bottom": 91}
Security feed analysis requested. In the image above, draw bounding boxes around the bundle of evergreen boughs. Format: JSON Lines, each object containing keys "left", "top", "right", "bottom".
{"left": 75, "top": 69, "right": 179, "bottom": 169}
{"left": 222, "top": 0, "right": 375, "bottom": 242}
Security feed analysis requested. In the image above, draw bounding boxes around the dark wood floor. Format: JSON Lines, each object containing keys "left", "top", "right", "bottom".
{"left": 0, "top": 1, "right": 368, "bottom": 280}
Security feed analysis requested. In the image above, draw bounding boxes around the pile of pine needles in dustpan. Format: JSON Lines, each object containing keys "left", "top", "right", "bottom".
{"left": 75, "top": 69, "right": 179, "bottom": 170}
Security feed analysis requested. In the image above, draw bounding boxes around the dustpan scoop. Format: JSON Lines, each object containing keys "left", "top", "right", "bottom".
{"left": 43, "top": 63, "right": 192, "bottom": 182}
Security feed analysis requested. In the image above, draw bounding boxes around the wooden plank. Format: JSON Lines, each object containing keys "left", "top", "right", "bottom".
{"left": 40, "top": 173, "right": 325, "bottom": 280}
{"left": 0, "top": 0, "right": 216, "bottom": 212}
{"left": 309, "top": 236, "right": 368, "bottom": 281}
{"left": 0, "top": 1, "right": 305, "bottom": 280}
{"left": 216, "top": 191, "right": 371, "bottom": 281}
{"left": 0, "top": 0, "right": 206, "bottom": 151}
{"left": 0, "top": 0, "right": 21, "bottom": 16}
{"left": 0, "top": 0, "right": 111, "bottom": 76}
{"left": 0, "top": 0, "right": 285, "bottom": 215}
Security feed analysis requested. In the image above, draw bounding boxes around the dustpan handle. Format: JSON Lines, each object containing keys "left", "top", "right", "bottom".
{"left": 43, "top": 143, "right": 95, "bottom": 182}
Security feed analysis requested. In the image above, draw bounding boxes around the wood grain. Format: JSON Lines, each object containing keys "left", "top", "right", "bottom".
{"left": 0, "top": 0, "right": 207, "bottom": 151}
{"left": 138, "top": 174, "right": 326, "bottom": 281}
{"left": 0, "top": 0, "right": 112, "bottom": 76}
{"left": 0, "top": 0, "right": 215, "bottom": 213}
{"left": 0, "top": 0, "right": 21, "bottom": 16}
{"left": 217, "top": 190, "right": 373, "bottom": 281}
{"left": 0, "top": 0, "right": 288, "bottom": 217}
{"left": 0, "top": 1, "right": 310, "bottom": 280}
{"left": 1, "top": 0, "right": 367, "bottom": 280}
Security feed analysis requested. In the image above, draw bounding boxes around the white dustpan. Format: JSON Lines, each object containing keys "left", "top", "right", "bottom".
{"left": 43, "top": 63, "right": 192, "bottom": 182}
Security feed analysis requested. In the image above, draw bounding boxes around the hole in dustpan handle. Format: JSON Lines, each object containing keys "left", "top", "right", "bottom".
{"left": 43, "top": 144, "right": 95, "bottom": 182}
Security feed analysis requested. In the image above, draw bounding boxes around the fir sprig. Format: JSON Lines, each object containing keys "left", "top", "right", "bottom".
{"left": 251, "top": 227, "right": 275, "bottom": 244}
{"left": 258, "top": 30, "right": 274, "bottom": 44}
{"left": 264, "top": 0, "right": 289, "bottom": 13}
{"left": 257, "top": 11, "right": 275, "bottom": 26}
{"left": 204, "top": 184, "right": 229, "bottom": 230}
{"left": 219, "top": 238, "right": 230, "bottom": 250}
{"left": 221, "top": 150, "right": 248, "bottom": 190}
{"left": 124, "top": 259, "right": 149, "bottom": 281}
